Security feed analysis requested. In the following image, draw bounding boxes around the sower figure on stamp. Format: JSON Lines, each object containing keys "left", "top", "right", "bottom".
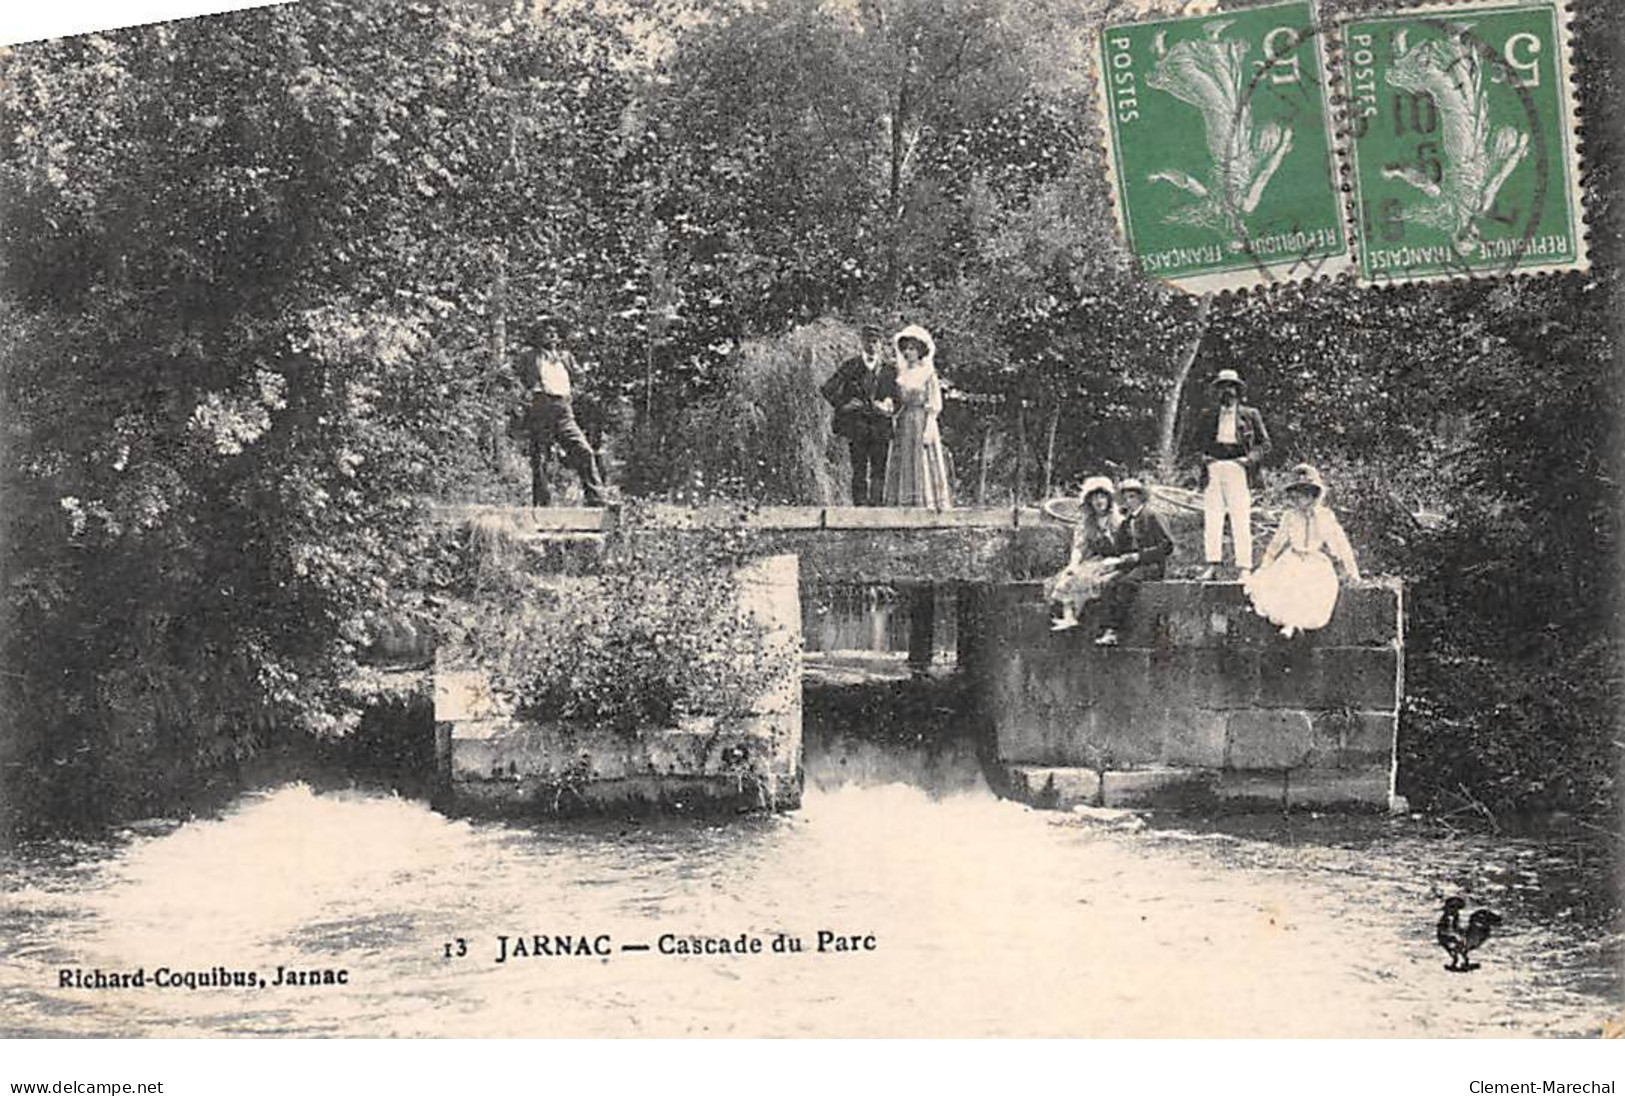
{"left": 525, "top": 325, "right": 606, "bottom": 508}
{"left": 820, "top": 321, "right": 896, "bottom": 506}
{"left": 1188, "top": 368, "right": 1270, "bottom": 580}
{"left": 1095, "top": 478, "right": 1174, "bottom": 647}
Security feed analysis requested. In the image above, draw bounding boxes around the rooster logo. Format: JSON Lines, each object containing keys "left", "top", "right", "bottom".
{"left": 1144, "top": 19, "right": 1295, "bottom": 243}
{"left": 1382, "top": 24, "right": 1530, "bottom": 256}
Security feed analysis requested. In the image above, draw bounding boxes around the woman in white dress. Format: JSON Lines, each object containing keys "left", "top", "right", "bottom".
{"left": 883, "top": 324, "right": 953, "bottom": 509}
{"left": 1243, "top": 464, "right": 1363, "bottom": 637}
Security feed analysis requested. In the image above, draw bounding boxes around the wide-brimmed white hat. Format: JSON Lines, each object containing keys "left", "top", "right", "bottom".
{"left": 893, "top": 323, "right": 936, "bottom": 362}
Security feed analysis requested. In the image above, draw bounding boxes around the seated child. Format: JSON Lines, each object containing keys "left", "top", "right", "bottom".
{"left": 1045, "top": 476, "right": 1126, "bottom": 632}
{"left": 1243, "top": 464, "right": 1363, "bottom": 637}
{"left": 1097, "top": 478, "right": 1174, "bottom": 646}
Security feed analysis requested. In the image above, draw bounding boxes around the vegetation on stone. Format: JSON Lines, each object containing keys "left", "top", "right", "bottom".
{"left": 442, "top": 503, "right": 797, "bottom": 735}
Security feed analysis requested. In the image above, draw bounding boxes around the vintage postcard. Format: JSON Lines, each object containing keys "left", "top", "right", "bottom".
{"left": 0, "top": 0, "right": 1619, "bottom": 1049}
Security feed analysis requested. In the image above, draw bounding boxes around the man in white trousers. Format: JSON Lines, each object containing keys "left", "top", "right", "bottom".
{"left": 1189, "top": 368, "right": 1271, "bottom": 580}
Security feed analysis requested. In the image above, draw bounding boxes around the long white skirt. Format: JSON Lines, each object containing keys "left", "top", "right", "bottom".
{"left": 1243, "top": 549, "right": 1339, "bottom": 632}
{"left": 1044, "top": 557, "right": 1120, "bottom": 613}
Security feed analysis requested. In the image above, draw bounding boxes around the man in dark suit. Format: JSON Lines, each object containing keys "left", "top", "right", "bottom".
{"left": 1185, "top": 368, "right": 1271, "bottom": 579}
{"left": 820, "top": 322, "right": 896, "bottom": 506}
{"left": 1096, "top": 478, "right": 1175, "bottom": 647}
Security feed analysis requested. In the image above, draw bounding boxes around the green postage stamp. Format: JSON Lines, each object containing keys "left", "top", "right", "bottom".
{"left": 1342, "top": 0, "right": 1586, "bottom": 283}
{"left": 1097, "top": 0, "right": 1587, "bottom": 292}
{"left": 1098, "top": 0, "right": 1351, "bottom": 293}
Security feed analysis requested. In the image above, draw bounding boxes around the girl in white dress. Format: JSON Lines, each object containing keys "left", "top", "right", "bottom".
{"left": 1044, "top": 476, "right": 1125, "bottom": 631}
{"left": 1243, "top": 464, "right": 1362, "bottom": 637}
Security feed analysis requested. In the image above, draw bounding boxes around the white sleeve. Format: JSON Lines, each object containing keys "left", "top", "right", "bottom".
{"left": 1323, "top": 510, "right": 1360, "bottom": 577}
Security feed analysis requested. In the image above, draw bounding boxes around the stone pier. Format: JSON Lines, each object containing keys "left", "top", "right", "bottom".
{"left": 961, "top": 580, "right": 1404, "bottom": 811}
{"left": 432, "top": 554, "right": 804, "bottom": 816}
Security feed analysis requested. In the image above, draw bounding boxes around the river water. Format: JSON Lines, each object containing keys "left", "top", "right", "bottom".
{"left": 2, "top": 708, "right": 1619, "bottom": 1038}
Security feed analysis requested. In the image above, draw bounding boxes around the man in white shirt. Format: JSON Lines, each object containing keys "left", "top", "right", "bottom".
{"left": 1188, "top": 368, "right": 1271, "bottom": 579}
{"left": 526, "top": 329, "right": 606, "bottom": 507}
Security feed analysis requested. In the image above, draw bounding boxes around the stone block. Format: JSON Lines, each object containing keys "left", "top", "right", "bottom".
{"left": 822, "top": 506, "right": 1012, "bottom": 529}
{"left": 1286, "top": 765, "right": 1393, "bottom": 808}
{"left": 524, "top": 507, "right": 610, "bottom": 532}
{"left": 1214, "top": 769, "right": 1287, "bottom": 807}
{"left": 1007, "top": 765, "right": 1102, "bottom": 809}
{"left": 1159, "top": 606, "right": 1209, "bottom": 648}
{"left": 1090, "top": 648, "right": 1155, "bottom": 710}
{"left": 1083, "top": 705, "right": 1166, "bottom": 768}
{"left": 1256, "top": 643, "right": 1317, "bottom": 708}
{"left": 1149, "top": 647, "right": 1260, "bottom": 710}
{"left": 1161, "top": 709, "right": 1228, "bottom": 768}
{"left": 449, "top": 717, "right": 795, "bottom": 786}
{"left": 1002, "top": 590, "right": 1056, "bottom": 649}
{"left": 745, "top": 506, "right": 824, "bottom": 530}
{"left": 1037, "top": 703, "right": 1093, "bottom": 766}
{"left": 993, "top": 700, "right": 1049, "bottom": 765}
{"left": 1000, "top": 702, "right": 1092, "bottom": 767}
{"left": 1101, "top": 767, "right": 1217, "bottom": 808}
{"left": 1313, "top": 647, "right": 1401, "bottom": 711}
{"left": 1304, "top": 710, "right": 1344, "bottom": 769}
{"left": 1226, "top": 709, "right": 1312, "bottom": 770}
{"left": 1111, "top": 584, "right": 1170, "bottom": 649}
{"left": 1316, "top": 583, "right": 1402, "bottom": 649}
{"left": 992, "top": 649, "right": 1026, "bottom": 718}
{"left": 1307, "top": 710, "right": 1400, "bottom": 768}
{"left": 1061, "top": 649, "right": 1106, "bottom": 710}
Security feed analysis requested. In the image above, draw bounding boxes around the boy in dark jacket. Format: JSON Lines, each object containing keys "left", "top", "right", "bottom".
{"left": 1096, "top": 478, "right": 1174, "bottom": 647}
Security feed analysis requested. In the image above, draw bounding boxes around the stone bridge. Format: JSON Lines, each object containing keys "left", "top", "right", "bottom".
{"left": 433, "top": 503, "right": 1072, "bottom": 584}
{"left": 427, "top": 504, "right": 1404, "bottom": 817}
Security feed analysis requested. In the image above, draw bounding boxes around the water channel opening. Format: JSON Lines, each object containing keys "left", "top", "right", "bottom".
{"left": 800, "top": 582, "right": 960, "bottom": 683}
{"left": 800, "top": 583, "right": 998, "bottom": 800}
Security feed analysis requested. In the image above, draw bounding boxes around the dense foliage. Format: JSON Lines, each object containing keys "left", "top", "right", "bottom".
{"left": 0, "top": 0, "right": 1617, "bottom": 835}
{"left": 442, "top": 507, "right": 797, "bottom": 735}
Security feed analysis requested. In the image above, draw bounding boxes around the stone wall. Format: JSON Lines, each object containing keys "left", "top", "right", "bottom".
{"left": 432, "top": 554, "right": 804, "bottom": 816}
{"left": 964, "top": 580, "right": 1404, "bottom": 810}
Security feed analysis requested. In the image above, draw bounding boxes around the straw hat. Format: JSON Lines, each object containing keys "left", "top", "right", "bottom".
{"left": 1211, "top": 368, "right": 1245, "bottom": 390}
{"left": 1117, "top": 477, "right": 1148, "bottom": 500}
{"left": 1078, "top": 475, "right": 1115, "bottom": 503}
{"left": 1284, "top": 463, "right": 1326, "bottom": 498}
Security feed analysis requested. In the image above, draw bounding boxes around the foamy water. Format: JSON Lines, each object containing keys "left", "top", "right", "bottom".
{"left": 1, "top": 729, "right": 1617, "bottom": 1037}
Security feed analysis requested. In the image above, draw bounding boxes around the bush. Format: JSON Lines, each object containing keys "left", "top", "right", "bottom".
{"left": 442, "top": 503, "right": 797, "bottom": 734}
{"left": 626, "top": 318, "right": 856, "bottom": 504}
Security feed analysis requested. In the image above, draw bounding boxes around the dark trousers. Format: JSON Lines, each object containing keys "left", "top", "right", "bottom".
{"left": 1101, "top": 565, "right": 1164, "bottom": 632}
{"left": 529, "top": 394, "right": 604, "bottom": 507}
{"left": 848, "top": 434, "right": 890, "bottom": 506}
